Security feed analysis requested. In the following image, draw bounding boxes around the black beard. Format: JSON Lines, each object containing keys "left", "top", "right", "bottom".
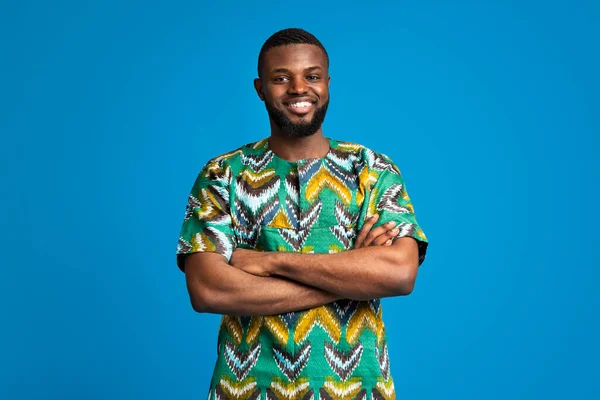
{"left": 265, "top": 99, "right": 329, "bottom": 138}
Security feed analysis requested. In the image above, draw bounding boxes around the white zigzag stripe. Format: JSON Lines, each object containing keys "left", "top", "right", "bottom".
{"left": 270, "top": 381, "right": 311, "bottom": 398}
{"left": 219, "top": 379, "right": 257, "bottom": 397}
{"left": 324, "top": 342, "right": 363, "bottom": 378}
{"left": 236, "top": 180, "right": 280, "bottom": 214}
{"left": 377, "top": 184, "right": 411, "bottom": 214}
{"left": 376, "top": 381, "right": 395, "bottom": 397}
{"left": 206, "top": 227, "right": 234, "bottom": 259}
{"left": 323, "top": 381, "right": 362, "bottom": 397}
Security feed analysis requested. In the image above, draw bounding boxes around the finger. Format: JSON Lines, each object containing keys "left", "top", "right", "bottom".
{"left": 355, "top": 214, "right": 379, "bottom": 248}
{"left": 364, "top": 220, "right": 396, "bottom": 247}
{"left": 370, "top": 226, "right": 400, "bottom": 246}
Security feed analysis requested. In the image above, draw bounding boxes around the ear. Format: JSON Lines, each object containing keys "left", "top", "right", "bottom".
{"left": 254, "top": 78, "right": 265, "bottom": 101}
{"left": 328, "top": 75, "right": 331, "bottom": 87}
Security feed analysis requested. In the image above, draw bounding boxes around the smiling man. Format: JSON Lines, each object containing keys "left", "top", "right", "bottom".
{"left": 176, "top": 28, "right": 428, "bottom": 400}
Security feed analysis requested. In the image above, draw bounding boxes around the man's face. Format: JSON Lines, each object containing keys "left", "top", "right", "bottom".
{"left": 255, "top": 44, "right": 330, "bottom": 138}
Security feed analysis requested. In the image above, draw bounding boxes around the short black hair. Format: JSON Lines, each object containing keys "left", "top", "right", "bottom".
{"left": 257, "top": 28, "right": 329, "bottom": 78}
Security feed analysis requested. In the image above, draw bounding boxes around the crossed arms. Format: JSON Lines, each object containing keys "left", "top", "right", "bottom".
{"left": 183, "top": 215, "right": 420, "bottom": 316}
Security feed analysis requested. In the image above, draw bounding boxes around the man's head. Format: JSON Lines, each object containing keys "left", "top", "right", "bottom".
{"left": 254, "top": 28, "right": 330, "bottom": 139}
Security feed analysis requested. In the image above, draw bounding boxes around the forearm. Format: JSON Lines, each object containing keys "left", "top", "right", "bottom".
{"left": 187, "top": 259, "right": 340, "bottom": 316}
{"left": 269, "top": 238, "right": 419, "bottom": 301}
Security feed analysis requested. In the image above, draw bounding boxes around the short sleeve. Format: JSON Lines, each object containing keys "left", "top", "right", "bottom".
{"left": 176, "top": 160, "right": 236, "bottom": 272}
{"left": 368, "top": 153, "right": 429, "bottom": 266}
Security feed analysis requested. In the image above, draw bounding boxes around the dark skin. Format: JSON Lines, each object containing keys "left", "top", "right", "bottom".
{"left": 254, "top": 44, "right": 331, "bottom": 161}
{"left": 184, "top": 44, "right": 419, "bottom": 315}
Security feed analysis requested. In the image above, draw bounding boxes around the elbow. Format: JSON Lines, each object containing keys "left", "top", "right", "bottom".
{"left": 187, "top": 282, "right": 217, "bottom": 314}
{"left": 388, "top": 259, "right": 419, "bottom": 296}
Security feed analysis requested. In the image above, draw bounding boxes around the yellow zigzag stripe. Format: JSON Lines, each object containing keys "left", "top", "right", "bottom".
{"left": 264, "top": 316, "right": 289, "bottom": 346}
{"left": 240, "top": 168, "right": 277, "bottom": 188}
{"left": 305, "top": 166, "right": 352, "bottom": 206}
{"left": 356, "top": 167, "right": 379, "bottom": 208}
{"left": 270, "top": 377, "right": 311, "bottom": 400}
{"left": 246, "top": 317, "right": 263, "bottom": 344}
{"left": 220, "top": 316, "right": 243, "bottom": 346}
{"left": 322, "top": 377, "right": 363, "bottom": 400}
{"left": 221, "top": 316, "right": 289, "bottom": 346}
{"left": 335, "top": 142, "right": 363, "bottom": 152}
{"left": 375, "top": 377, "right": 396, "bottom": 400}
{"left": 346, "top": 303, "right": 385, "bottom": 346}
{"left": 253, "top": 138, "right": 269, "bottom": 149}
{"left": 219, "top": 376, "right": 258, "bottom": 400}
{"left": 294, "top": 306, "right": 341, "bottom": 344}
{"left": 367, "top": 187, "right": 379, "bottom": 218}
{"left": 242, "top": 316, "right": 290, "bottom": 346}
{"left": 197, "top": 187, "right": 222, "bottom": 219}
{"left": 190, "top": 232, "right": 216, "bottom": 253}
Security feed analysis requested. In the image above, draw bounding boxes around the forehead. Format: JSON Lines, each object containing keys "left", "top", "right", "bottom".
{"left": 262, "top": 44, "right": 328, "bottom": 73}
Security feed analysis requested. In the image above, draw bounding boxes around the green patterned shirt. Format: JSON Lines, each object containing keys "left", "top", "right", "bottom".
{"left": 176, "top": 137, "right": 428, "bottom": 400}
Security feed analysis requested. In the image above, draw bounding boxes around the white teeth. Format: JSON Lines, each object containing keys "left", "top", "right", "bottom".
{"left": 290, "top": 102, "right": 312, "bottom": 108}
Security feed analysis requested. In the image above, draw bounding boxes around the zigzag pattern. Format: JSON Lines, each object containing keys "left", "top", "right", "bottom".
{"left": 376, "top": 184, "right": 412, "bottom": 214}
{"left": 280, "top": 199, "right": 321, "bottom": 251}
{"left": 329, "top": 225, "right": 353, "bottom": 250}
{"left": 235, "top": 173, "right": 280, "bottom": 217}
{"left": 302, "top": 163, "right": 353, "bottom": 206}
{"left": 331, "top": 300, "right": 359, "bottom": 325}
{"left": 203, "top": 156, "right": 234, "bottom": 186}
{"left": 333, "top": 200, "right": 358, "bottom": 226}
{"left": 324, "top": 341, "right": 363, "bottom": 381}
{"left": 394, "top": 222, "right": 416, "bottom": 239}
{"left": 240, "top": 150, "right": 274, "bottom": 172}
{"left": 266, "top": 378, "right": 313, "bottom": 400}
{"left": 324, "top": 159, "right": 358, "bottom": 190}
{"left": 346, "top": 302, "right": 385, "bottom": 346}
{"left": 177, "top": 139, "right": 427, "bottom": 397}
{"left": 376, "top": 341, "right": 391, "bottom": 380}
{"left": 186, "top": 227, "right": 234, "bottom": 259}
{"left": 224, "top": 341, "right": 261, "bottom": 381}
{"left": 371, "top": 153, "right": 399, "bottom": 174}
{"left": 281, "top": 311, "right": 301, "bottom": 330}
{"left": 294, "top": 305, "right": 341, "bottom": 344}
{"left": 319, "top": 378, "right": 363, "bottom": 400}
{"left": 372, "top": 377, "right": 395, "bottom": 400}
{"left": 330, "top": 201, "right": 358, "bottom": 249}
{"left": 183, "top": 194, "right": 201, "bottom": 222}
{"left": 220, "top": 316, "right": 243, "bottom": 346}
{"left": 195, "top": 185, "right": 231, "bottom": 224}
{"left": 273, "top": 341, "right": 311, "bottom": 381}
{"left": 356, "top": 164, "right": 379, "bottom": 208}
{"left": 232, "top": 224, "right": 261, "bottom": 249}
{"left": 216, "top": 376, "right": 260, "bottom": 400}
{"left": 285, "top": 171, "right": 300, "bottom": 204}
{"left": 327, "top": 147, "right": 360, "bottom": 171}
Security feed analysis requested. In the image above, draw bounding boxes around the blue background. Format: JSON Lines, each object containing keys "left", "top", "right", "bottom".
{"left": 2, "top": 1, "right": 599, "bottom": 399}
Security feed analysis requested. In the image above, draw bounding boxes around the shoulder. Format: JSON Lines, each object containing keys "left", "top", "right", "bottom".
{"left": 330, "top": 139, "right": 400, "bottom": 174}
{"left": 198, "top": 138, "right": 269, "bottom": 180}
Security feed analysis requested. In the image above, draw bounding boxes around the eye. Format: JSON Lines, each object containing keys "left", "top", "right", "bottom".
{"left": 273, "top": 76, "right": 289, "bottom": 83}
{"left": 307, "top": 75, "right": 320, "bottom": 81}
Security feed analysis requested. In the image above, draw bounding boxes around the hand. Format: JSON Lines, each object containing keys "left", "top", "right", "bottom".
{"left": 354, "top": 214, "right": 399, "bottom": 249}
{"left": 229, "top": 248, "right": 274, "bottom": 277}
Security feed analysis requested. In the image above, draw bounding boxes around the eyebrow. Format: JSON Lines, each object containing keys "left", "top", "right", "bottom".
{"left": 271, "top": 66, "right": 323, "bottom": 74}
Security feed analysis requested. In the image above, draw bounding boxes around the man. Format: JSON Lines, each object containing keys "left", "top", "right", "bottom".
{"left": 176, "top": 28, "right": 428, "bottom": 400}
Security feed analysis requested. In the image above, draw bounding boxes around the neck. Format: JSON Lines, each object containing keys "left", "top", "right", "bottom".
{"left": 268, "top": 129, "right": 330, "bottom": 162}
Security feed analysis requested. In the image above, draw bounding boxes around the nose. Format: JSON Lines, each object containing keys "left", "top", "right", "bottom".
{"left": 287, "top": 76, "right": 308, "bottom": 95}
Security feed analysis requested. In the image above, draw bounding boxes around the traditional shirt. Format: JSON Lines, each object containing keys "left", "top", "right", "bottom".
{"left": 176, "top": 137, "right": 428, "bottom": 400}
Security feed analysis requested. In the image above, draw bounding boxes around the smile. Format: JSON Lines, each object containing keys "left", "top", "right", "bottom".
{"left": 285, "top": 101, "right": 315, "bottom": 115}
